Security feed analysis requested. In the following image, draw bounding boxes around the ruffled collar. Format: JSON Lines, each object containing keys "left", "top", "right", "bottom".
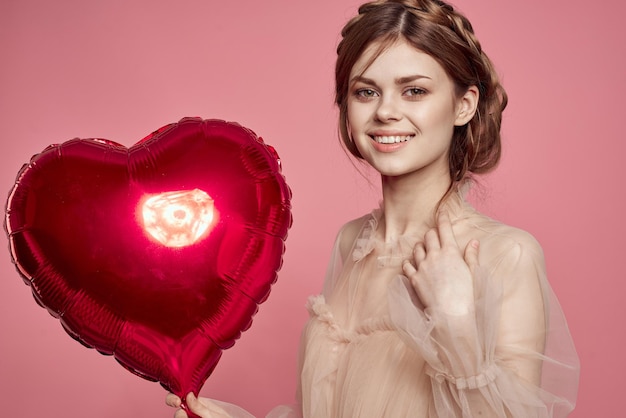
{"left": 351, "top": 191, "right": 475, "bottom": 268}
{"left": 352, "top": 208, "right": 420, "bottom": 267}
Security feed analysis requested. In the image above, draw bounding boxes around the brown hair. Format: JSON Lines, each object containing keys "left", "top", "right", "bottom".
{"left": 336, "top": 0, "right": 508, "bottom": 187}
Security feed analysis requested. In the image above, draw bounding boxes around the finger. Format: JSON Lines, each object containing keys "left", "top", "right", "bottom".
{"left": 185, "top": 392, "right": 216, "bottom": 416}
{"left": 413, "top": 242, "right": 426, "bottom": 264}
{"left": 423, "top": 227, "right": 440, "bottom": 252}
{"left": 464, "top": 239, "right": 480, "bottom": 271}
{"left": 174, "top": 408, "right": 190, "bottom": 418}
{"left": 185, "top": 392, "right": 210, "bottom": 415}
{"left": 166, "top": 393, "right": 182, "bottom": 408}
{"left": 402, "top": 259, "right": 417, "bottom": 278}
{"left": 436, "top": 211, "right": 458, "bottom": 247}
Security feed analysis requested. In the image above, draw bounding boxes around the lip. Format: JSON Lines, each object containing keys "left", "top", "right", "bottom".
{"left": 371, "top": 140, "right": 410, "bottom": 153}
{"left": 368, "top": 132, "right": 415, "bottom": 153}
{"left": 369, "top": 130, "right": 415, "bottom": 137}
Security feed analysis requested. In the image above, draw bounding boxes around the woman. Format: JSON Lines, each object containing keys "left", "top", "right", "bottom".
{"left": 168, "top": 0, "right": 579, "bottom": 416}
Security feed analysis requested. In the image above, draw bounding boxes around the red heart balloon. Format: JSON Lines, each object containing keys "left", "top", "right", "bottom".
{"left": 5, "top": 118, "right": 292, "bottom": 405}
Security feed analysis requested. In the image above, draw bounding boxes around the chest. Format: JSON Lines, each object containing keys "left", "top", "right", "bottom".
{"left": 327, "top": 251, "right": 405, "bottom": 330}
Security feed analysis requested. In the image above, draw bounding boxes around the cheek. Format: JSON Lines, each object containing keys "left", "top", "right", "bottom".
{"left": 347, "top": 101, "right": 370, "bottom": 128}
{"left": 346, "top": 115, "right": 360, "bottom": 141}
{"left": 421, "top": 102, "right": 458, "bottom": 134}
{"left": 346, "top": 104, "right": 358, "bottom": 130}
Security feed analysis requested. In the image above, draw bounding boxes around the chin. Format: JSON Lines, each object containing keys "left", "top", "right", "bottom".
{"left": 375, "top": 167, "right": 413, "bottom": 178}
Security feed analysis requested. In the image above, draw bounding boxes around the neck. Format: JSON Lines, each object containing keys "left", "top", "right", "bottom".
{"left": 379, "top": 170, "right": 453, "bottom": 242}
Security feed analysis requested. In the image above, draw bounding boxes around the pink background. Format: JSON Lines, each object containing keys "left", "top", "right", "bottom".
{"left": 0, "top": 0, "right": 623, "bottom": 416}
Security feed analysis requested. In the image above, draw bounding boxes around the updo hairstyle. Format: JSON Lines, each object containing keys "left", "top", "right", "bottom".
{"left": 335, "top": 0, "right": 508, "bottom": 184}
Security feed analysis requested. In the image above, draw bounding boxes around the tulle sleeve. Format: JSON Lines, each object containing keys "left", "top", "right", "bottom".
{"left": 388, "top": 234, "right": 579, "bottom": 417}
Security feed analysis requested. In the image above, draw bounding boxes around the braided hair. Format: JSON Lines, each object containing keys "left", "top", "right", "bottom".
{"left": 336, "top": 0, "right": 508, "bottom": 186}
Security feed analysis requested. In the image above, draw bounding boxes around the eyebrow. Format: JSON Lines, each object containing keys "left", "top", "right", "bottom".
{"left": 351, "top": 74, "right": 432, "bottom": 86}
{"left": 396, "top": 74, "right": 432, "bottom": 84}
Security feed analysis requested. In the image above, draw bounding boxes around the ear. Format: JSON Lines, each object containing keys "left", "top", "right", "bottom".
{"left": 454, "top": 85, "right": 479, "bottom": 126}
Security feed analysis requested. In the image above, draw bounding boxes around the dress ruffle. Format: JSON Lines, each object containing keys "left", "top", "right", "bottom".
{"left": 306, "top": 294, "right": 397, "bottom": 343}
{"left": 298, "top": 196, "right": 579, "bottom": 417}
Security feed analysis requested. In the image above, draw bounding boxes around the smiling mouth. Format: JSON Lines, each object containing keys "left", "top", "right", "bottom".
{"left": 371, "top": 135, "right": 414, "bottom": 144}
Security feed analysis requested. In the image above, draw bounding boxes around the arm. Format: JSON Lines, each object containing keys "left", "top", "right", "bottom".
{"left": 394, "top": 213, "right": 578, "bottom": 417}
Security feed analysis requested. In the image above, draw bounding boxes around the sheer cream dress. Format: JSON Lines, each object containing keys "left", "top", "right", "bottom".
{"left": 213, "top": 193, "right": 579, "bottom": 418}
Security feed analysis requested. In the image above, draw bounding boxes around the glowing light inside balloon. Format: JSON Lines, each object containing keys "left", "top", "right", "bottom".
{"left": 141, "top": 189, "right": 215, "bottom": 247}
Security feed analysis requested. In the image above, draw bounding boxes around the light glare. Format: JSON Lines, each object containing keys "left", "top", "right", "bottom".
{"left": 141, "top": 189, "right": 215, "bottom": 247}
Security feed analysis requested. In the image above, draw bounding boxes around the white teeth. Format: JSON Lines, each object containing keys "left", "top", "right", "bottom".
{"left": 373, "top": 135, "right": 413, "bottom": 144}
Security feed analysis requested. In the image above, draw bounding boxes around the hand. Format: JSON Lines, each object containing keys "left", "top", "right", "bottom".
{"left": 402, "top": 211, "right": 479, "bottom": 317}
{"left": 166, "top": 393, "right": 232, "bottom": 418}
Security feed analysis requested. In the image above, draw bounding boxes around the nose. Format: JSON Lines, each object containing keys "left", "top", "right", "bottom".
{"left": 375, "top": 96, "right": 401, "bottom": 122}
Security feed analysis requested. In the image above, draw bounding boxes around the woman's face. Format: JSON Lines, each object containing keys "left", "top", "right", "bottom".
{"left": 347, "top": 39, "right": 475, "bottom": 180}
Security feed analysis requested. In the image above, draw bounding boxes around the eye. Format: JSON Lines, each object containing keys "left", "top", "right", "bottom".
{"left": 404, "top": 87, "right": 427, "bottom": 97}
{"left": 355, "top": 88, "right": 379, "bottom": 99}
